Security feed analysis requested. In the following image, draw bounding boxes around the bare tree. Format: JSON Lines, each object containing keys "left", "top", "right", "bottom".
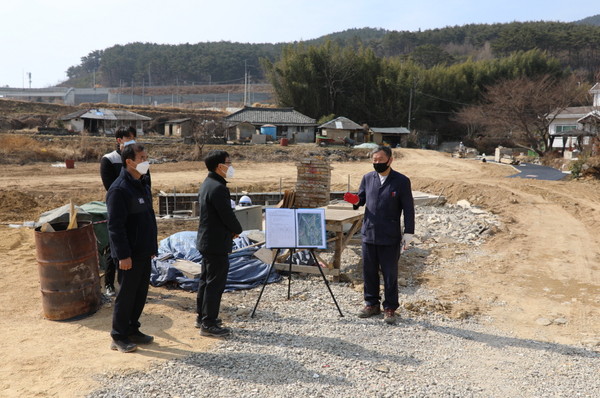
{"left": 190, "top": 119, "right": 227, "bottom": 160}
{"left": 455, "top": 75, "right": 589, "bottom": 156}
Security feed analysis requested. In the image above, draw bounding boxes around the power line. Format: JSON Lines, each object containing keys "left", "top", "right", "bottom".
{"left": 415, "top": 89, "right": 472, "bottom": 106}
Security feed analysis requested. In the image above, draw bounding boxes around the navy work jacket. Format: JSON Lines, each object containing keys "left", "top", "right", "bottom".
{"left": 354, "top": 169, "right": 415, "bottom": 246}
{"left": 106, "top": 168, "right": 158, "bottom": 260}
{"left": 196, "top": 171, "right": 243, "bottom": 255}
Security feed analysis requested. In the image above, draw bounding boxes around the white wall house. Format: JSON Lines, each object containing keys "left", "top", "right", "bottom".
{"left": 548, "top": 83, "right": 600, "bottom": 150}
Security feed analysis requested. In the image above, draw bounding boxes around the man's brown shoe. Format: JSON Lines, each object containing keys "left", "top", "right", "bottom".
{"left": 358, "top": 305, "right": 381, "bottom": 318}
{"left": 384, "top": 309, "right": 397, "bottom": 324}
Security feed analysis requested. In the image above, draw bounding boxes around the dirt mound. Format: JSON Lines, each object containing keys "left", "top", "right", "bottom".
{"left": 0, "top": 190, "right": 39, "bottom": 220}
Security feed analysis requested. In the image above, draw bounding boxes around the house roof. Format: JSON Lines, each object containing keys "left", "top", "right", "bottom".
{"left": 549, "top": 106, "right": 598, "bottom": 119}
{"left": 59, "top": 108, "right": 151, "bottom": 121}
{"left": 318, "top": 116, "right": 362, "bottom": 130}
{"left": 577, "top": 110, "right": 600, "bottom": 124}
{"left": 370, "top": 127, "right": 410, "bottom": 135}
{"left": 225, "top": 106, "right": 316, "bottom": 126}
{"left": 166, "top": 118, "right": 191, "bottom": 124}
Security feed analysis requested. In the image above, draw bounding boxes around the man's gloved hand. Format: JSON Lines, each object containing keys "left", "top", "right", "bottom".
{"left": 401, "top": 234, "right": 414, "bottom": 250}
{"left": 344, "top": 192, "right": 359, "bottom": 205}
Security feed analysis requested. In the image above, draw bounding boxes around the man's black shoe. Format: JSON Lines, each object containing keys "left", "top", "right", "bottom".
{"left": 200, "top": 325, "right": 231, "bottom": 337}
{"left": 110, "top": 339, "right": 137, "bottom": 353}
{"left": 105, "top": 285, "right": 116, "bottom": 297}
{"left": 195, "top": 318, "right": 222, "bottom": 328}
{"left": 128, "top": 331, "right": 154, "bottom": 345}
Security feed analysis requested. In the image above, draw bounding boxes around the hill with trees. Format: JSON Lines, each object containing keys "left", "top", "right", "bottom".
{"left": 59, "top": 17, "right": 600, "bottom": 155}
{"left": 64, "top": 18, "right": 600, "bottom": 89}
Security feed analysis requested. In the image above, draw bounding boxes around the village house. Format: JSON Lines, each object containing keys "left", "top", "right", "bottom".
{"left": 317, "top": 116, "right": 365, "bottom": 145}
{"left": 548, "top": 83, "right": 600, "bottom": 156}
{"left": 59, "top": 108, "right": 151, "bottom": 135}
{"left": 224, "top": 106, "right": 317, "bottom": 143}
{"left": 164, "top": 118, "right": 193, "bottom": 138}
{"left": 369, "top": 126, "right": 411, "bottom": 147}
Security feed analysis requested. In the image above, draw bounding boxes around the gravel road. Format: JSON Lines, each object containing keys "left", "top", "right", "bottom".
{"left": 89, "top": 275, "right": 600, "bottom": 398}
{"left": 88, "top": 204, "right": 600, "bottom": 397}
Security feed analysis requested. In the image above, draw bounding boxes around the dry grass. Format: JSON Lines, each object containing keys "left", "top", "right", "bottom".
{"left": 0, "top": 135, "right": 69, "bottom": 164}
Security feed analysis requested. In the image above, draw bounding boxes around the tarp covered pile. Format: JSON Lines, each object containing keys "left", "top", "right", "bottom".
{"left": 150, "top": 231, "right": 281, "bottom": 292}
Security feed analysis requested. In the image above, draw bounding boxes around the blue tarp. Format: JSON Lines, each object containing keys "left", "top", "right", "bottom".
{"left": 150, "top": 231, "right": 281, "bottom": 292}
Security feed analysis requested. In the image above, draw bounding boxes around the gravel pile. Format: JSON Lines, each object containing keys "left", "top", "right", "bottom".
{"left": 89, "top": 204, "right": 600, "bottom": 397}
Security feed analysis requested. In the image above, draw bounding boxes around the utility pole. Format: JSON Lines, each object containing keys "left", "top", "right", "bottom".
{"left": 243, "top": 60, "right": 248, "bottom": 106}
{"left": 407, "top": 86, "right": 413, "bottom": 131}
{"left": 28, "top": 72, "right": 32, "bottom": 89}
{"left": 407, "top": 78, "right": 417, "bottom": 131}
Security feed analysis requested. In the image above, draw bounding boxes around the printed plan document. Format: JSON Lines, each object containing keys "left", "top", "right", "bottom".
{"left": 265, "top": 208, "right": 296, "bottom": 248}
{"left": 265, "top": 208, "right": 326, "bottom": 249}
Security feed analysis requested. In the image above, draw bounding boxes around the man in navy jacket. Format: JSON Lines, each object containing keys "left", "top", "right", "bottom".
{"left": 345, "top": 146, "right": 415, "bottom": 324}
{"left": 106, "top": 143, "right": 158, "bottom": 352}
{"left": 195, "top": 150, "right": 242, "bottom": 338}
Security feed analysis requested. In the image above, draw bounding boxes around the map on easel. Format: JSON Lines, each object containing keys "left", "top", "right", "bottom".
{"left": 265, "top": 208, "right": 326, "bottom": 249}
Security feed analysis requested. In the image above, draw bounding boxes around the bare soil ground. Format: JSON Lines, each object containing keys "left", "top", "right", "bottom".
{"left": 1, "top": 147, "right": 600, "bottom": 397}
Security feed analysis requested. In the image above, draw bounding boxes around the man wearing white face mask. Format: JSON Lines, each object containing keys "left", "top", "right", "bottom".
{"left": 106, "top": 143, "right": 158, "bottom": 352}
{"left": 100, "top": 126, "right": 151, "bottom": 297}
{"left": 195, "top": 150, "right": 242, "bottom": 337}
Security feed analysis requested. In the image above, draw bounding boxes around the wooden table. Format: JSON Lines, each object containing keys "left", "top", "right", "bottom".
{"left": 322, "top": 206, "right": 364, "bottom": 273}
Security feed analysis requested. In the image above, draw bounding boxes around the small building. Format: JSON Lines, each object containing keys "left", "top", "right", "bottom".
{"left": 548, "top": 83, "right": 600, "bottom": 151}
{"left": 164, "top": 118, "right": 193, "bottom": 138}
{"left": 225, "top": 106, "right": 317, "bottom": 143}
{"left": 229, "top": 121, "right": 256, "bottom": 142}
{"left": 59, "top": 108, "right": 151, "bottom": 135}
{"left": 317, "top": 116, "right": 364, "bottom": 145}
{"left": 370, "top": 127, "right": 410, "bottom": 147}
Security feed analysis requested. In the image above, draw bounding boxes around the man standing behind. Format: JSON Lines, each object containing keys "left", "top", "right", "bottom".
{"left": 344, "top": 146, "right": 415, "bottom": 325}
{"left": 106, "top": 143, "right": 158, "bottom": 352}
{"left": 196, "top": 150, "right": 242, "bottom": 337}
{"left": 100, "top": 126, "right": 138, "bottom": 297}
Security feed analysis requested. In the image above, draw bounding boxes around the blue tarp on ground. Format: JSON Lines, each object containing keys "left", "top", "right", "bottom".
{"left": 150, "top": 231, "right": 281, "bottom": 292}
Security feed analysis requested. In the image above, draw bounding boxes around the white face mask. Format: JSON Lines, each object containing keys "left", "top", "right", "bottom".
{"left": 226, "top": 165, "right": 235, "bottom": 179}
{"left": 135, "top": 161, "right": 150, "bottom": 175}
{"left": 123, "top": 139, "right": 136, "bottom": 147}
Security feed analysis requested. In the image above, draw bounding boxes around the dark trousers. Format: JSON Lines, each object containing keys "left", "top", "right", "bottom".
{"left": 196, "top": 253, "right": 229, "bottom": 327}
{"left": 104, "top": 252, "right": 116, "bottom": 288}
{"left": 362, "top": 242, "right": 401, "bottom": 311}
{"left": 111, "top": 256, "right": 151, "bottom": 341}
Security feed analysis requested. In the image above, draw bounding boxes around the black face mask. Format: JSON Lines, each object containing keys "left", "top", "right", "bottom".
{"left": 373, "top": 162, "right": 389, "bottom": 173}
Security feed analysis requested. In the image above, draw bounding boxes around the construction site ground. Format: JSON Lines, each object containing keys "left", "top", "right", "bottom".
{"left": 1, "top": 147, "right": 599, "bottom": 397}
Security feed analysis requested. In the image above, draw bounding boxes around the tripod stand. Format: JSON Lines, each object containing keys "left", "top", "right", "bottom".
{"left": 251, "top": 247, "right": 344, "bottom": 317}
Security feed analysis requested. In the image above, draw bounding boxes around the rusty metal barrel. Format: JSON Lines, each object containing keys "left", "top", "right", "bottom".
{"left": 34, "top": 221, "right": 102, "bottom": 320}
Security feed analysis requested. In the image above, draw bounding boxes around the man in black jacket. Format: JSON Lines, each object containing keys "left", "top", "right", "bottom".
{"left": 106, "top": 143, "right": 158, "bottom": 352}
{"left": 100, "top": 126, "right": 138, "bottom": 297}
{"left": 195, "top": 150, "right": 242, "bottom": 337}
{"left": 345, "top": 146, "right": 415, "bottom": 325}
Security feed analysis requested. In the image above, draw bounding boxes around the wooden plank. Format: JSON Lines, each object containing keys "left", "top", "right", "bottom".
{"left": 273, "top": 262, "right": 340, "bottom": 276}
{"left": 173, "top": 259, "right": 202, "bottom": 279}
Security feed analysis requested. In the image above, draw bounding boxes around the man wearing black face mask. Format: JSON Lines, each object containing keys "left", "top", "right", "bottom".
{"left": 344, "top": 145, "right": 415, "bottom": 324}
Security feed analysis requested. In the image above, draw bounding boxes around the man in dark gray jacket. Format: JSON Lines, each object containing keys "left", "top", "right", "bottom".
{"left": 196, "top": 150, "right": 242, "bottom": 337}
{"left": 345, "top": 146, "right": 415, "bottom": 324}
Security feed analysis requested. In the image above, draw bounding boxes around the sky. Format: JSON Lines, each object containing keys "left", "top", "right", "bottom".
{"left": 0, "top": 0, "right": 596, "bottom": 88}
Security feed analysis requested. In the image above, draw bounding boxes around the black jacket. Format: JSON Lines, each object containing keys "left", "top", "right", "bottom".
{"left": 106, "top": 168, "right": 158, "bottom": 260}
{"left": 100, "top": 149, "right": 151, "bottom": 191}
{"left": 196, "top": 171, "right": 243, "bottom": 254}
{"left": 355, "top": 169, "right": 415, "bottom": 246}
